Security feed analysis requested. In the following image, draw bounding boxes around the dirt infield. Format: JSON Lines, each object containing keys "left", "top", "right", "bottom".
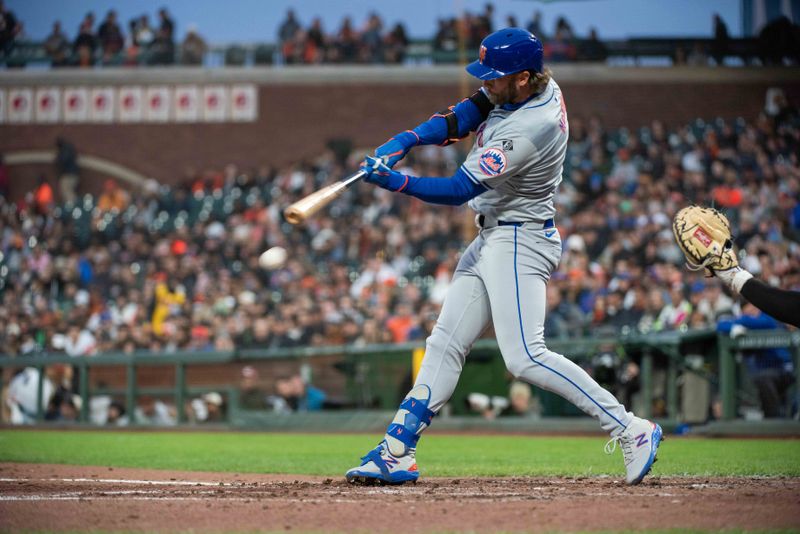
{"left": 1, "top": 463, "right": 799, "bottom": 533}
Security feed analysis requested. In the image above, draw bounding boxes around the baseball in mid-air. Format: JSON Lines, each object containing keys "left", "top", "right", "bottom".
{"left": 259, "top": 246, "right": 287, "bottom": 269}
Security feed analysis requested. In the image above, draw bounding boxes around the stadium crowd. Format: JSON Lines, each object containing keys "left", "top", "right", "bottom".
{"left": 1, "top": 92, "right": 799, "bottom": 422}
{"left": 3, "top": 92, "right": 798, "bottom": 353}
{"left": 7, "top": 2, "right": 797, "bottom": 68}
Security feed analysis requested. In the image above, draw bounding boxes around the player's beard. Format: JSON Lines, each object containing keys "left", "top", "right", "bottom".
{"left": 486, "top": 83, "right": 520, "bottom": 107}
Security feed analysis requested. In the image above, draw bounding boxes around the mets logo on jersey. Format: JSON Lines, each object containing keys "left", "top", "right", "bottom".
{"left": 478, "top": 148, "right": 507, "bottom": 176}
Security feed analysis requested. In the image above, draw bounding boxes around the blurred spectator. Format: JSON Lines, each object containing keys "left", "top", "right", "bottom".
{"left": 656, "top": 285, "right": 692, "bottom": 331}
{"left": 275, "top": 373, "right": 327, "bottom": 411}
{"left": 187, "top": 391, "right": 225, "bottom": 423}
{"left": 133, "top": 15, "right": 155, "bottom": 51}
{"left": 555, "top": 16, "right": 574, "bottom": 39}
{"left": 151, "top": 7, "right": 175, "bottom": 64}
{"left": 527, "top": 10, "right": 544, "bottom": 39}
{"left": 467, "top": 380, "right": 536, "bottom": 419}
{"left": 0, "top": 0, "right": 21, "bottom": 58}
{"left": 546, "top": 17, "right": 577, "bottom": 62}
{"left": 45, "top": 390, "right": 80, "bottom": 422}
{"left": 96, "top": 179, "right": 130, "bottom": 213}
{"left": 33, "top": 176, "right": 55, "bottom": 216}
{"left": 579, "top": 27, "right": 608, "bottom": 62}
{"left": 3, "top": 367, "right": 55, "bottom": 424}
{"left": 305, "top": 17, "right": 325, "bottom": 63}
{"left": 361, "top": 12, "right": 383, "bottom": 63}
{"left": 278, "top": 9, "right": 300, "bottom": 53}
{"left": 384, "top": 22, "right": 408, "bottom": 63}
{"left": 106, "top": 400, "right": 129, "bottom": 426}
{"left": 151, "top": 275, "right": 186, "bottom": 337}
{"left": 44, "top": 21, "right": 70, "bottom": 67}
{"left": 239, "top": 365, "right": 268, "bottom": 409}
{"left": 433, "top": 18, "right": 458, "bottom": 52}
{"left": 764, "top": 87, "right": 800, "bottom": 130}
{"left": 98, "top": 10, "right": 124, "bottom": 62}
{"left": 386, "top": 301, "right": 414, "bottom": 342}
{"left": 336, "top": 16, "right": 358, "bottom": 62}
{"left": 476, "top": 3, "right": 494, "bottom": 40}
{"left": 711, "top": 13, "right": 729, "bottom": 66}
{"left": 63, "top": 323, "right": 97, "bottom": 357}
{"left": 135, "top": 396, "right": 176, "bottom": 425}
{"left": 718, "top": 302, "right": 795, "bottom": 418}
{"left": 72, "top": 14, "right": 97, "bottom": 67}
{"left": 55, "top": 137, "right": 80, "bottom": 203}
{"left": 181, "top": 24, "right": 207, "bottom": 65}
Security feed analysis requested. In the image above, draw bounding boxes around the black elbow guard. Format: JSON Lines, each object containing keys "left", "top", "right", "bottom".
{"left": 434, "top": 89, "right": 494, "bottom": 146}
{"left": 468, "top": 89, "right": 493, "bottom": 120}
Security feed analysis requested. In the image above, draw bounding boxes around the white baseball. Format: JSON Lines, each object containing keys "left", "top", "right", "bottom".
{"left": 259, "top": 246, "right": 287, "bottom": 270}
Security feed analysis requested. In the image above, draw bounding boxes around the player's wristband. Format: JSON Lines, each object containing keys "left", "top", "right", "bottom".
{"left": 716, "top": 267, "right": 753, "bottom": 294}
{"left": 731, "top": 269, "right": 754, "bottom": 293}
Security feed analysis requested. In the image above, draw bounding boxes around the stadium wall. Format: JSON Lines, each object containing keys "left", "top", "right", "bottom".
{"left": 1, "top": 65, "right": 798, "bottom": 197}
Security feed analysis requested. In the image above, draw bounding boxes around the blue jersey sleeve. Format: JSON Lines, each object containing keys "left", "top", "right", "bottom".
{"left": 393, "top": 89, "right": 493, "bottom": 149}
{"left": 379, "top": 167, "right": 487, "bottom": 206}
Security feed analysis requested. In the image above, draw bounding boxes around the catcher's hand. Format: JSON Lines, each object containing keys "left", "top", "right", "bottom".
{"left": 672, "top": 205, "right": 739, "bottom": 274}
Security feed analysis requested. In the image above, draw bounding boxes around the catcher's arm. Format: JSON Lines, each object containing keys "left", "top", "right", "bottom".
{"left": 739, "top": 279, "right": 800, "bottom": 329}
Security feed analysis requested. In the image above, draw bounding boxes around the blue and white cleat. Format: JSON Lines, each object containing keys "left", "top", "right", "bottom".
{"left": 345, "top": 440, "right": 419, "bottom": 485}
{"left": 606, "top": 416, "right": 663, "bottom": 485}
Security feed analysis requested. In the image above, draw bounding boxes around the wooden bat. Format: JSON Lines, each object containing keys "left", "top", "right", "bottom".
{"left": 283, "top": 169, "right": 366, "bottom": 225}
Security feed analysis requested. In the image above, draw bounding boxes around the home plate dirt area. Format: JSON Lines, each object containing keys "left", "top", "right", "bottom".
{"left": 1, "top": 463, "right": 799, "bottom": 533}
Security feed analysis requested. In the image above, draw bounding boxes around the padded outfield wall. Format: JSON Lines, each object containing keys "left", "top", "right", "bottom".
{"left": 1, "top": 65, "right": 799, "bottom": 197}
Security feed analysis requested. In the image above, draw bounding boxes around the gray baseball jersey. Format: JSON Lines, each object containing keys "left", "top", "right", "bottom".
{"left": 407, "top": 77, "right": 634, "bottom": 436}
{"left": 463, "top": 79, "right": 567, "bottom": 223}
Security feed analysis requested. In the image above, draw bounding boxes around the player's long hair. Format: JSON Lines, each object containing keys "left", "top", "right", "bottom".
{"left": 526, "top": 67, "right": 552, "bottom": 95}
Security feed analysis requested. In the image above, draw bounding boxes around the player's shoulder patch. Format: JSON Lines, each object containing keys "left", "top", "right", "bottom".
{"left": 478, "top": 147, "right": 507, "bottom": 176}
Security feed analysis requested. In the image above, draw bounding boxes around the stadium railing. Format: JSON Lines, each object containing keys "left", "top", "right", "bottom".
{"left": 0, "top": 37, "right": 763, "bottom": 69}
{"left": 1, "top": 329, "right": 797, "bottom": 427}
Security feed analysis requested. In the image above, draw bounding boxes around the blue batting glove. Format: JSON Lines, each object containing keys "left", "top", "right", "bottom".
{"left": 374, "top": 130, "right": 419, "bottom": 168}
{"left": 361, "top": 155, "right": 409, "bottom": 192}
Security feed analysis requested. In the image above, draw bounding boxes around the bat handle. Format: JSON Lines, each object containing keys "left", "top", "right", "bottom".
{"left": 342, "top": 169, "right": 367, "bottom": 188}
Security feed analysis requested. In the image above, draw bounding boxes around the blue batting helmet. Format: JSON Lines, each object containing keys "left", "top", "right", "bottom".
{"left": 465, "top": 28, "right": 544, "bottom": 80}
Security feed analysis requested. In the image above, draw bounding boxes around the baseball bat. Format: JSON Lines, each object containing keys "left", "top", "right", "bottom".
{"left": 283, "top": 169, "right": 366, "bottom": 225}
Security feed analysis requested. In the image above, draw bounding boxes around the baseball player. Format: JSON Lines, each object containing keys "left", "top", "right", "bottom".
{"left": 345, "top": 28, "right": 662, "bottom": 486}
{"left": 673, "top": 206, "right": 800, "bottom": 328}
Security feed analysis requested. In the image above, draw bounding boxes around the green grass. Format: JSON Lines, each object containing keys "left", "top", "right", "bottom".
{"left": 1, "top": 430, "right": 799, "bottom": 477}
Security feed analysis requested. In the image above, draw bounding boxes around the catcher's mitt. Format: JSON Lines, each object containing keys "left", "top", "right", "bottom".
{"left": 672, "top": 205, "right": 738, "bottom": 273}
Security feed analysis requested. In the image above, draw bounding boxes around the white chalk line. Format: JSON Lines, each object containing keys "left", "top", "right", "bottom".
{"left": 0, "top": 477, "right": 234, "bottom": 487}
{"left": 0, "top": 495, "right": 250, "bottom": 502}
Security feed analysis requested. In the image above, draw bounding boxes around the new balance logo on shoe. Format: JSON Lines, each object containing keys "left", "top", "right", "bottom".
{"left": 635, "top": 433, "right": 648, "bottom": 447}
{"left": 383, "top": 456, "right": 399, "bottom": 468}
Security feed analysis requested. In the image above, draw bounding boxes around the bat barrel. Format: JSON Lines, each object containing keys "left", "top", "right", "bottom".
{"left": 284, "top": 206, "right": 305, "bottom": 225}
{"left": 283, "top": 169, "right": 366, "bottom": 225}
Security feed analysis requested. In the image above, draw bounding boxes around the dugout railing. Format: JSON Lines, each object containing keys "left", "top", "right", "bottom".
{"left": 1, "top": 329, "right": 798, "bottom": 427}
